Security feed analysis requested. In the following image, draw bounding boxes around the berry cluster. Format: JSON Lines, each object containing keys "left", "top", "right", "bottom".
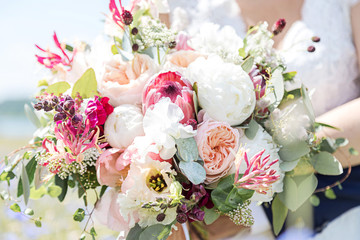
{"left": 34, "top": 95, "right": 83, "bottom": 125}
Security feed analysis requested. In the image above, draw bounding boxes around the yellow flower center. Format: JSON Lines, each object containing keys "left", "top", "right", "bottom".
{"left": 148, "top": 173, "right": 167, "bottom": 192}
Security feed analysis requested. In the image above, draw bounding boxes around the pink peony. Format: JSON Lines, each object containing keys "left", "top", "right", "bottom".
{"left": 175, "top": 32, "right": 193, "bottom": 51}
{"left": 195, "top": 119, "right": 240, "bottom": 184}
{"left": 85, "top": 96, "right": 114, "bottom": 128}
{"left": 96, "top": 148, "right": 131, "bottom": 187}
{"left": 168, "top": 50, "right": 203, "bottom": 69}
{"left": 142, "top": 71, "right": 195, "bottom": 124}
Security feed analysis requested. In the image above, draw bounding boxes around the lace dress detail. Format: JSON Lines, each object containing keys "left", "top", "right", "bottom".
{"left": 168, "top": 0, "right": 360, "bottom": 116}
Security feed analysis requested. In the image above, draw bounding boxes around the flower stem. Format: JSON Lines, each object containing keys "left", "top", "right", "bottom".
{"left": 157, "top": 46, "right": 161, "bottom": 65}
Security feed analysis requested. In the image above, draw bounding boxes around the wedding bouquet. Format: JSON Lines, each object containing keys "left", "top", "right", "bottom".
{"left": 0, "top": 0, "right": 349, "bottom": 239}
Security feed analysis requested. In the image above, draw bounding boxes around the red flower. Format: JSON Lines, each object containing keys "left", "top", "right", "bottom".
{"left": 85, "top": 96, "right": 114, "bottom": 128}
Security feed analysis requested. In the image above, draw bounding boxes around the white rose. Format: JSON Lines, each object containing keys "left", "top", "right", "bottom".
{"left": 186, "top": 56, "right": 256, "bottom": 126}
{"left": 235, "top": 126, "right": 284, "bottom": 203}
{"left": 104, "top": 104, "right": 144, "bottom": 149}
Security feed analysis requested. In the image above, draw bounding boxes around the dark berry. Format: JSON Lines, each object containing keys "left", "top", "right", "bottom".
{"left": 63, "top": 100, "right": 75, "bottom": 111}
{"left": 72, "top": 114, "right": 83, "bottom": 125}
{"left": 176, "top": 213, "right": 188, "bottom": 224}
{"left": 307, "top": 46, "right": 316, "bottom": 52}
{"left": 54, "top": 112, "right": 67, "bottom": 122}
{"left": 169, "top": 41, "right": 177, "bottom": 49}
{"left": 131, "top": 27, "right": 138, "bottom": 35}
{"left": 156, "top": 213, "right": 166, "bottom": 222}
{"left": 311, "top": 36, "right": 321, "bottom": 42}
{"left": 132, "top": 43, "right": 139, "bottom": 52}
{"left": 122, "top": 10, "right": 133, "bottom": 25}
{"left": 34, "top": 102, "right": 43, "bottom": 111}
{"left": 272, "top": 18, "right": 286, "bottom": 35}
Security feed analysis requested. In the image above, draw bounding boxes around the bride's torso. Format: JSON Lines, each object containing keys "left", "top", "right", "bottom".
{"left": 168, "top": 0, "right": 360, "bottom": 116}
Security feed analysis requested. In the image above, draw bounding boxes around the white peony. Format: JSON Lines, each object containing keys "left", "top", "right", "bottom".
{"left": 186, "top": 55, "right": 256, "bottom": 126}
{"left": 143, "top": 98, "right": 196, "bottom": 159}
{"left": 118, "top": 159, "right": 177, "bottom": 230}
{"left": 104, "top": 104, "right": 144, "bottom": 149}
{"left": 235, "top": 126, "right": 284, "bottom": 203}
{"left": 188, "top": 23, "right": 244, "bottom": 64}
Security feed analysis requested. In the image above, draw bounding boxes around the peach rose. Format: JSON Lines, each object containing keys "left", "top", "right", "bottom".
{"left": 167, "top": 50, "right": 202, "bottom": 68}
{"left": 195, "top": 119, "right": 240, "bottom": 184}
{"left": 99, "top": 53, "right": 158, "bottom": 107}
{"left": 96, "top": 148, "right": 131, "bottom": 187}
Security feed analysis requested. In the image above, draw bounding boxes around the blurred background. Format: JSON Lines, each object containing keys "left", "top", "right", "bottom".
{"left": 0, "top": 0, "right": 129, "bottom": 239}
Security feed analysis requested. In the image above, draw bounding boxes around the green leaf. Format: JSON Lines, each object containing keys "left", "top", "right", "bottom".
{"left": 24, "top": 104, "right": 41, "bottom": 128}
{"left": 68, "top": 179, "right": 75, "bottom": 188}
{"left": 282, "top": 71, "right": 297, "bottom": 81}
{"left": 204, "top": 207, "right": 220, "bottom": 225}
{"left": 309, "top": 195, "right": 320, "bottom": 207}
{"left": 175, "top": 137, "right": 199, "bottom": 162}
{"left": 47, "top": 185, "right": 62, "bottom": 198}
{"left": 111, "top": 44, "right": 119, "bottom": 55}
{"left": 30, "top": 186, "right": 47, "bottom": 199}
{"left": 17, "top": 156, "right": 37, "bottom": 198}
{"left": 278, "top": 141, "right": 310, "bottom": 162}
{"left": 37, "top": 79, "right": 49, "bottom": 87}
{"left": 35, "top": 220, "right": 42, "bottom": 228}
{"left": 272, "top": 195, "right": 288, "bottom": 236}
{"left": 79, "top": 234, "right": 86, "bottom": 240}
{"left": 127, "top": 224, "right": 144, "bottom": 240}
{"left": 24, "top": 208, "right": 34, "bottom": 216}
{"left": 238, "top": 47, "right": 246, "bottom": 58}
{"left": 73, "top": 208, "right": 85, "bottom": 222}
{"left": 301, "top": 85, "right": 315, "bottom": 123}
{"left": 45, "top": 81, "right": 71, "bottom": 96}
{"left": 324, "top": 188, "right": 336, "bottom": 200}
{"left": 71, "top": 68, "right": 98, "bottom": 99}
{"left": 55, "top": 175, "right": 68, "bottom": 202}
{"left": 65, "top": 44, "right": 74, "bottom": 52}
{"left": 314, "top": 122, "right": 340, "bottom": 131}
{"left": 10, "top": 203, "right": 21, "bottom": 213}
{"left": 241, "top": 56, "right": 254, "bottom": 73}
{"left": 90, "top": 227, "right": 97, "bottom": 240}
{"left": 278, "top": 173, "right": 318, "bottom": 211}
{"left": 0, "top": 171, "right": 15, "bottom": 181}
{"left": 349, "top": 147, "right": 359, "bottom": 156}
{"left": 179, "top": 161, "right": 206, "bottom": 185}
{"left": 280, "top": 159, "right": 300, "bottom": 172}
{"left": 266, "top": 69, "right": 284, "bottom": 108}
{"left": 100, "top": 185, "right": 108, "bottom": 198}
{"left": 21, "top": 163, "right": 30, "bottom": 205}
{"left": 319, "top": 138, "right": 337, "bottom": 154}
{"left": 139, "top": 224, "right": 173, "bottom": 240}
{"left": 245, "top": 119, "right": 259, "bottom": 140}
{"left": 334, "top": 138, "right": 349, "bottom": 148}
{"left": 311, "top": 152, "right": 343, "bottom": 176}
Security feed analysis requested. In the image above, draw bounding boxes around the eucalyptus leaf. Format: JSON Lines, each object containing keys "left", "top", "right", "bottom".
{"left": 301, "top": 85, "right": 315, "bottom": 123}
{"left": 45, "top": 81, "right": 71, "bottom": 96}
{"left": 309, "top": 195, "right": 320, "bottom": 207}
{"left": 245, "top": 119, "right": 259, "bottom": 140}
{"left": 282, "top": 71, "right": 297, "bottom": 81}
{"left": 24, "top": 208, "right": 34, "bottom": 216}
{"left": 238, "top": 47, "right": 246, "bottom": 58}
{"left": 278, "top": 141, "right": 310, "bottom": 162}
{"left": 127, "top": 224, "right": 143, "bottom": 240}
{"left": 349, "top": 147, "right": 359, "bottom": 156}
{"left": 179, "top": 161, "right": 206, "bottom": 185}
{"left": 272, "top": 195, "right": 288, "bottom": 236}
{"left": 21, "top": 163, "right": 30, "bottom": 205}
{"left": 265, "top": 69, "right": 284, "bottom": 108}
{"left": 204, "top": 207, "right": 220, "bottom": 225}
{"left": 24, "top": 104, "right": 41, "bottom": 128}
{"left": 71, "top": 68, "right": 98, "bottom": 99}
{"left": 241, "top": 56, "right": 254, "bottom": 73}
{"left": 175, "top": 138, "right": 199, "bottom": 162}
{"left": 278, "top": 173, "right": 318, "bottom": 211}
{"left": 10, "top": 203, "right": 21, "bottom": 213}
{"left": 324, "top": 188, "right": 336, "bottom": 200}
{"left": 280, "top": 159, "right": 300, "bottom": 172}
{"left": 311, "top": 152, "right": 343, "bottom": 176}
{"left": 47, "top": 185, "right": 62, "bottom": 198}
{"left": 73, "top": 208, "right": 85, "bottom": 222}
{"left": 139, "top": 224, "right": 172, "bottom": 240}
{"left": 30, "top": 186, "right": 47, "bottom": 199}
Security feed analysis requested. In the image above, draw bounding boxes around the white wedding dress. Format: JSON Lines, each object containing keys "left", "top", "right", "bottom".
{"left": 167, "top": 0, "right": 360, "bottom": 239}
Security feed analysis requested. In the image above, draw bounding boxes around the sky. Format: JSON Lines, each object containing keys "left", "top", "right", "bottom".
{"left": 0, "top": 0, "right": 130, "bottom": 103}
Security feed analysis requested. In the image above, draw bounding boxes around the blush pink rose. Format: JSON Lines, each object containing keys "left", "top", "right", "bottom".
{"left": 96, "top": 148, "right": 131, "bottom": 187}
{"left": 168, "top": 50, "right": 203, "bottom": 68}
{"left": 195, "top": 119, "right": 240, "bottom": 184}
{"left": 142, "top": 71, "right": 195, "bottom": 124}
{"left": 99, "top": 53, "right": 157, "bottom": 107}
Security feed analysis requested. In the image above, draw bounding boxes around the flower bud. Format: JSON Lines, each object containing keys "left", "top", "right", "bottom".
{"left": 34, "top": 102, "right": 43, "bottom": 111}
{"left": 156, "top": 213, "right": 166, "bottom": 222}
{"left": 122, "top": 10, "right": 133, "bottom": 25}
{"left": 176, "top": 212, "right": 188, "bottom": 224}
{"left": 177, "top": 204, "right": 187, "bottom": 213}
{"left": 272, "top": 18, "right": 286, "bottom": 35}
{"left": 72, "top": 114, "right": 83, "bottom": 125}
{"left": 169, "top": 41, "right": 177, "bottom": 49}
{"left": 63, "top": 100, "right": 75, "bottom": 111}
{"left": 52, "top": 95, "right": 59, "bottom": 103}
{"left": 311, "top": 36, "right": 320, "bottom": 42}
{"left": 69, "top": 106, "right": 75, "bottom": 116}
{"left": 132, "top": 43, "right": 139, "bottom": 52}
{"left": 54, "top": 112, "right": 67, "bottom": 122}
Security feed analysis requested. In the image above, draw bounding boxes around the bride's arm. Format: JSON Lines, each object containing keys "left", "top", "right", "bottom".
{"left": 315, "top": 4, "right": 360, "bottom": 168}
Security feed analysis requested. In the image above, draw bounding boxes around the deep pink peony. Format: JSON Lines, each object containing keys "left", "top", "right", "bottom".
{"left": 85, "top": 96, "right": 114, "bottom": 128}
{"left": 142, "top": 71, "right": 195, "bottom": 124}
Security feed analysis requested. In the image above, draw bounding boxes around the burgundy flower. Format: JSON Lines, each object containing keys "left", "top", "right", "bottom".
{"left": 85, "top": 96, "right": 114, "bottom": 128}
{"left": 272, "top": 18, "right": 286, "bottom": 35}
{"left": 142, "top": 71, "right": 196, "bottom": 124}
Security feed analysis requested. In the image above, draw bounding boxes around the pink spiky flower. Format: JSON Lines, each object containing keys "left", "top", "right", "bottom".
{"left": 35, "top": 32, "right": 75, "bottom": 70}
{"left": 234, "top": 149, "right": 280, "bottom": 195}
{"left": 109, "top": 0, "right": 140, "bottom": 29}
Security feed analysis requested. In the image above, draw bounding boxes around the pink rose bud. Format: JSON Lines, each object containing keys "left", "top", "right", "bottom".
{"left": 272, "top": 18, "right": 286, "bottom": 35}
{"left": 143, "top": 71, "right": 196, "bottom": 124}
